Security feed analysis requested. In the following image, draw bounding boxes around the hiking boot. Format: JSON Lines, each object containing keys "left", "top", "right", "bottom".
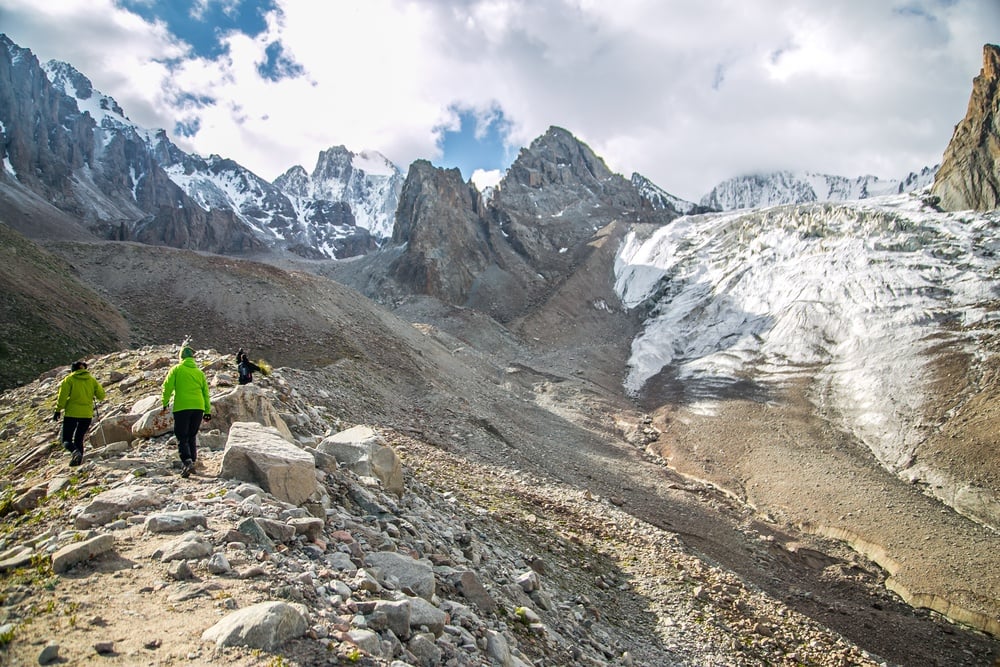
{"left": 180, "top": 460, "right": 193, "bottom": 478}
{"left": 69, "top": 449, "right": 83, "bottom": 467}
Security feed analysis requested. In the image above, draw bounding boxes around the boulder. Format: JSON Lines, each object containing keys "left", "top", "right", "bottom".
{"left": 145, "top": 510, "right": 208, "bottom": 533}
{"left": 365, "top": 551, "right": 435, "bottom": 601}
{"left": 317, "top": 425, "right": 404, "bottom": 496}
{"left": 408, "top": 596, "right": 447, "bottom": 637}
{"left": 159, "top": 531, "right": 213, "bottom": 562}
{"left": 0, "top": 546, "right": 34, "bottom": 572}
{"left": 454, "top": 570, "right": 496, "bottom": 613}
{"left": 210, "top": 384, "right": 293, "bottom": 440}
{"left": 131, "top": 407, "right": 174, "bottom": 439}
{"left": 130, "top": 395, "right": 160, "bottom": 415}
{"left": 89, "top": 414, "right": 139, "bottom": 447}
{"left": 373, "top": 599, "right": 411, "bottom": 639}
{"left": 346, "top": 628, "right": 382, "bottom": 656}
{"left": 51, "top": 534, "right": 115, "bottom": 573}
{"left": 201, "top": 601, "right": 309, "bottom": 650}
{"left": 288, "top": 517, "right": 324, "bottom": 541}
{"left": 13, "top": 485, "right": 47, "bottom": 513}
{"left": 74, "top": 486, "right": 167, "bottom": 528}
{"left": 220, "top": 422, "right": 316, "bottom": 505}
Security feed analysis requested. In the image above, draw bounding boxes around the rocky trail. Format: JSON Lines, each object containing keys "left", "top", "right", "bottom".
{"left": 0, "top": 346, "right": 997, "bottom": 667}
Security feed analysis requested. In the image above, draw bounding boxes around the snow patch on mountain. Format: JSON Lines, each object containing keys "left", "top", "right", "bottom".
{"left": 631, "top": 173, "right": 703, "bottom": 214}
{"left": 700, "top": 169, "right": 938, "bottom": 211}
{"left": 39, "top": 58, "right": 399, "bottom": 258}
{"left": 614, "top": 194, "right": 1000, "bottom": 472}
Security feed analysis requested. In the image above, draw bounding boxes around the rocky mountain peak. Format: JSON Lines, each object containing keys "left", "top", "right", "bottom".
{"left": 503, "top": 125, "right": 615, "bottom": 191}
{"left": 42, "top": 59, "right": 127, "bottom": 120}
{"left": 493, "top": 126, "right": 646, "bottom": 221}
{"left": 931, "top": 43, "right": 1000, "bottom": 211}
{"left": 388, "top": 160, "right": 493, "bottom": 304}
{"left": 42, "top": 60, "right": 92, "bottom": 99}
{"left": 312, "top": 145, "right": 353, "bottom": 184}
{"left": 272, "top": 164, "right": 310, "bottom": 198}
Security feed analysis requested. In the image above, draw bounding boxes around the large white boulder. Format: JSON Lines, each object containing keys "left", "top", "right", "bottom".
{"left": 317, "top": 425, "right": 404, "bottom": 496}
{"left": 74, "top": 486, "right": 167, "bottom": 528}
{"left": 211, "top": 384, "right": 293, "bottom": 440}
{"left": 220, "top": 422, "right": 316, "bottom": 505}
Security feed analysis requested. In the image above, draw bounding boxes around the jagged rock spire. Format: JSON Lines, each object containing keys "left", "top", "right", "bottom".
{"left": 931, "top": 44, "right": 1000, "bottom": 211}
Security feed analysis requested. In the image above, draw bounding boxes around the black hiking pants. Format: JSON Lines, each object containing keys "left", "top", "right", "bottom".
{"left": 61, "top": 417, "right": 92, "bottom": 454}
{"left": 173, "top": 409, "right": 203, "bottom": 464}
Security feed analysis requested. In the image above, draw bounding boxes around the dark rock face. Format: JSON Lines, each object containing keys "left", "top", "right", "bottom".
{"left": 384, "top": 128, "right": 678, "bottom": 322}
{"left": 493, "top": 127, "right": 647, "bottom": 274}
{"left": 0, "top": 36, "right": 96, "bottom": 205}
{"left": 931, "top": 43, "right": 1000, "bottom": 211}
{"left": 0, "top": 35, "right": 266, "bottom": 254}
{"left": 389, "top": 160, "right": 497, "bottom": 307}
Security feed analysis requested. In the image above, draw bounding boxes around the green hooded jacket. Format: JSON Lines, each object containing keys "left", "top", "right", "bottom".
{"left": 162, "top": 355, "right": 212, "bottom": 414}
{"left": 56, "top": 369, "right": 105, "bottom": 418}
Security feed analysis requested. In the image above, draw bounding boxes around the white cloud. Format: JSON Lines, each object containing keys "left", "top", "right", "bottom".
{"left": 471, "top": 168, "right": 502, "bottom": 191}
{"left": 0, "top": 0, "right": 996, "bottom": 200}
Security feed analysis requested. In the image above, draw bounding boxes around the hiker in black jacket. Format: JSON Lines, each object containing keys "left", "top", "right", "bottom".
{"left": 236, "top": 349, "right": 261, "bottom": 385}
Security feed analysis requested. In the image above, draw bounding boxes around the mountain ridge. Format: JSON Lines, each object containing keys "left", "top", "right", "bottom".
{"left": 699, "top": 167, "right": 938, "bottom": 211}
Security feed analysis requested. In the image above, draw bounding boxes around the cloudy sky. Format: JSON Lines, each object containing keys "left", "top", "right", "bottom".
{"left": 0, "top": 0, "right": 995, "bottom": 201}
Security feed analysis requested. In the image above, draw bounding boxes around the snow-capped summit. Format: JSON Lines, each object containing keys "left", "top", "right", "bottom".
{"left": 2, "top": 36, "right": 401, "bottom": 260}
{"left": 43, "top": 60, "right": 128, "bottom": 124}
{"left": 700, "top": 168, "right": 937, "bottom": 211}
{"left": 274, "top": 146, "right": 404, "bottom": 241}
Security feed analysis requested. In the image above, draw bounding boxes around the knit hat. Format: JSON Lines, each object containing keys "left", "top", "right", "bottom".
{"left": 71, "top": 360, "right": 87, "bottom": 371}
{"left": 180, "top": 346, "right": 195, "bottom": 359}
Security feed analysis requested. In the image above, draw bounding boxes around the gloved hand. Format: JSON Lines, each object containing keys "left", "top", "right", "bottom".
{"left": 52, "top": 410, "right": 60, "bottom": 422}
{"left": 203, "top": 414, "right": 212, "bottom": 422}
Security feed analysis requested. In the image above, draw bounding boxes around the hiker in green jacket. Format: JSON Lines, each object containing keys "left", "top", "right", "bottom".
{"left": 53, "top": 360, "right": 105, "bottom": 466}
{"left": 161, "top": 344, "right": 212, "bottom": 478}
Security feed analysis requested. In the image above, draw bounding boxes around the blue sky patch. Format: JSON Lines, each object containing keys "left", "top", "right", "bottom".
{"left": 257, "top": 41, "right": 304, "bottom": 82}
{"left": 116, "top": 0, "right": 279, "bottom": 60}
{"left": 175, "top": 91, "right": 216, "bottom": 108}
{"left": 438, "top": 105, "right": 515, "bottom": 181}
{"left": 174, "top": 117, "right": 201, "bottom": 137}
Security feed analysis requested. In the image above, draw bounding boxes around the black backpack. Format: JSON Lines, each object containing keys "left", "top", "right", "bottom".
{"left": 238, "top": 360, "right": 253, "bottom": 384}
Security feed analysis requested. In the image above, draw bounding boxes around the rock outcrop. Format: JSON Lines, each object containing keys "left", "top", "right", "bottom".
{"left": 0, "top": 36, "right": 266, "bottom": 254}
{"left": 389, "top": 160, "right": 495, "bottom": 306}
{"left": 931, "top": 43, "right": 1000, "bottom": 211}
{"left": 382, "top": 127, "right": 679, "bottom": 322}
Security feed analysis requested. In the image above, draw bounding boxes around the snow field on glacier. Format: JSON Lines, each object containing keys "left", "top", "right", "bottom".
{"left": 614, "top": 194, "right": 1000, "bottom": 470}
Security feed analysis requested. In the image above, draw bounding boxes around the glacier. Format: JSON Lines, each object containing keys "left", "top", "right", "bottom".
{"left": 614, "top": 193, "right": 1000, "bottom": 473}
